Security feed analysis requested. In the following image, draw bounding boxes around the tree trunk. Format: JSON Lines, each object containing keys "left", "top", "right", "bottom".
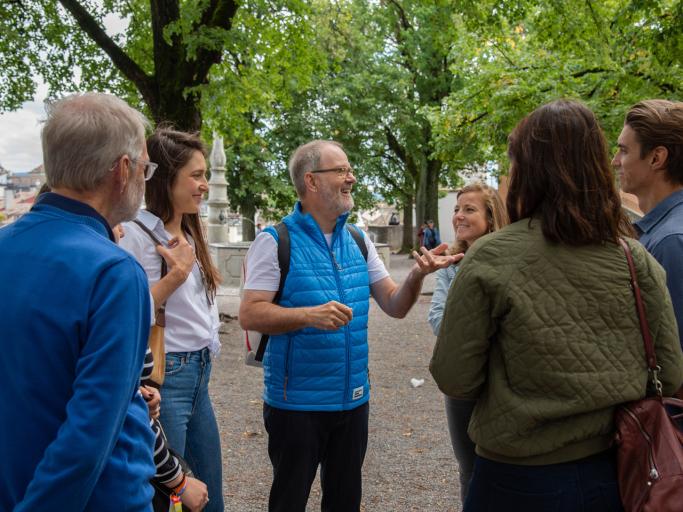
{"left": 401, "top": 199, "right": 414, "bottom": 253}
{"left": 425, "top": 157, "right": 441, "bottom": 228}
{"left": 241, "top": 201, "right": 256, "bottom": 242}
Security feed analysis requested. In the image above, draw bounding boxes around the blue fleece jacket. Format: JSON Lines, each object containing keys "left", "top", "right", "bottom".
{"left": 0, "top": 193, "right": 155, "bottom": 511}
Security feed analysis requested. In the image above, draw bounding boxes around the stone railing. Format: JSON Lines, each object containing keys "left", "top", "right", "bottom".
{"left": 210, "top": 240, "right": 392, "bottom": 291}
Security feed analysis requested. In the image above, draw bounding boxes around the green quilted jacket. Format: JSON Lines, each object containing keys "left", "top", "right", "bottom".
{"left": 430, "top": 218, "right": 683, "bottom": 465}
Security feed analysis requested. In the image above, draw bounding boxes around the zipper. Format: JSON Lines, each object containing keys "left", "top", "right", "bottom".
{"left": 283, "top": 337, "right": 292, "bottom": 401}
{"left": 622, "top": 406, "right": 659, "bottom": 481}
{"left": 329, "top": 243, "right": 350, "bottom": 405}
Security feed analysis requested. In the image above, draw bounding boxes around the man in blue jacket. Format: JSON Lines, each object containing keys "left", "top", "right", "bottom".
{"left": 0, "top": 93, "right": 156, "bottom": 511}
{"left": 613, "top": 100, "right": 683, "bottom": 355}
{"left": 240, "top": 140, "right": 458, "bottom": 511}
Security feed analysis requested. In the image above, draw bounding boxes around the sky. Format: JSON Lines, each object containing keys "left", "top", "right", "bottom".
{"left": 0, "top": 11, "right": 128, "bottom": 173}
{"left": 0, "top": 89, "right": 47, "bottom": 172}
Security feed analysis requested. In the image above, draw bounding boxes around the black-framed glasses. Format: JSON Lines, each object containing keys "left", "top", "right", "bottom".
{"left": 130, "top": 158, "right": 159, "bottom": 181}
{"left": 310, "top": 166, "right": 355, "bottom": 179}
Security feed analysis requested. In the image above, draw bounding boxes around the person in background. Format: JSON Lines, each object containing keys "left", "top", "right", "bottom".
{"left": 0, "top": 92, "right": 155, "bottom": 510}
{"left": 417, "top": 221, "right": 427, "bottom": 248}
{"left": 427, "top": 182, "right": 508, "bottom": 504}
{"left": 423, "top": 219, "right": 441, "bottom": 250}
{"left": 431, "top": 99, "right": 683, "bottom": 511}
{"left": 120, "top": 128, "right": 223, "bottom": 512}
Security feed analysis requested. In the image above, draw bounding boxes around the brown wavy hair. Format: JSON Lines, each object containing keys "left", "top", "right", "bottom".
{"left": 145, "top": 128, "right": 221, "bottom": 299}
{"left": 625, "top": 99, "right": 683, "bottom": 185}
{"left": 506, "top": 100, "right": 634, "bottom": 245}
{"left": 452, "top": 182, "right": 509, "bottom": 254}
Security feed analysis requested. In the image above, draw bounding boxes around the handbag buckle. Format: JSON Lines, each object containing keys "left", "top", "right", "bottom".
{"left": 649, "top": 365, "right": 663, "bottom": 397}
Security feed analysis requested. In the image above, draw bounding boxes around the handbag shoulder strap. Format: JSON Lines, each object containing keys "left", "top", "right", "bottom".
{"left": 133, "top": 219, "right": 168, "bottom": 326}
{"left": 618, "top": 238, "right": 662, "bottom": 395}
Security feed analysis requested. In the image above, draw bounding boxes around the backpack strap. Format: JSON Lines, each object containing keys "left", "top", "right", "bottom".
{"left": 133, "top": 219, "right": 167, "bottom": 327}
{"left": 255, "top": 222, "right": 289, "bottom": 362}
{"left": 346, "top": 224, "right": 368, "bottom": 261}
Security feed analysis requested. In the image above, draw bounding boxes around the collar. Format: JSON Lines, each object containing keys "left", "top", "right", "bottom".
{"left": 634, "top": 189, "right": 683, "bottom": 235}
{"left": 292, "top": 201, "right": 350, "bottom": 237}
{"left": 33, "top": 192, "right": 115, "bottom": 242}
{"left": 137, "top": 209, "right": 165, "bottom": 233}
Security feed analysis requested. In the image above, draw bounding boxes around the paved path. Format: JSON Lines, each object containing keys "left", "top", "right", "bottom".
{"left": 211, "top": 255, "right": 462, "bottom": 511}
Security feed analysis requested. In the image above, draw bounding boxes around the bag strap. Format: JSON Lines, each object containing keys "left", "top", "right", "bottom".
{"left": 618, "top": 237, "right": 662, "bottom": 396}
{"left": 254, "top": 222, "right": 368, "bottom": 362}
{"left": 133, "top": 220, "right": 168, "bottom": 327}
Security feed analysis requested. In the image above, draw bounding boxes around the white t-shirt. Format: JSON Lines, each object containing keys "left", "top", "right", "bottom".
{"left": 243, "top": 228, "right": 390, "bottom": 292}
{"left": 119, "top": 210, "right": 221, "bottom": 355}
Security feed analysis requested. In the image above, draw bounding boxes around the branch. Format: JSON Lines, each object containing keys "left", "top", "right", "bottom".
{"left": 193, "top": 0, "right": 239, "bottom": 84}
{"left": 384, "top": 125, "right": 407, "bottom": 164}
{"left": 386, "top": 0, "right": 412, "bottom": 31}
{"left": 57, "top": 0, "right": 155, "bottom": 101}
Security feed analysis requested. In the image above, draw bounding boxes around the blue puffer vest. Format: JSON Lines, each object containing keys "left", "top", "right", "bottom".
{"left": 262, "top": 203, "right": 370, "bottom": 411}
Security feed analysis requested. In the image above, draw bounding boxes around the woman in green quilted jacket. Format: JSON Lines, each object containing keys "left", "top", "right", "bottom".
{"left": 430, "top": 99, "right": 683, "bottom": 511}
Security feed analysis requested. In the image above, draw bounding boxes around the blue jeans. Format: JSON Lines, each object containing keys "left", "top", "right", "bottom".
{"left": 464, "top": 449, "right": 624, "bottom": 512}
{"left": 160, "top": 348, "right": 224, "bottom": 512}
{"left": 444, "top": 396, "right": 476, "bottom": 502}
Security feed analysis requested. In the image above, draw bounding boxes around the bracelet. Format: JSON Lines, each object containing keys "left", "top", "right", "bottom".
{"left": 172, "top": 474, "right": 188, "bottom": 496}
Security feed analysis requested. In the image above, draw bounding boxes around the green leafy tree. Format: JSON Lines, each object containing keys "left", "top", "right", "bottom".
{"left": 430, "top": 0, "right": 683, "bottom": 171}
{"left": 2, "top": 0, "right": 238, "bottom": 130}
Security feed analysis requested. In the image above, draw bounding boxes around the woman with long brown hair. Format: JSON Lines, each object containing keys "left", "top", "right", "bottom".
{"left": 430, "top": 100, "right": 683, "bottom": 510}
{"left": 121, "top": 128, "right": 223, "bottom": 511}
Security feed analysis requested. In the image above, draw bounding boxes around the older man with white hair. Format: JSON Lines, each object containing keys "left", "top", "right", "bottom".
{"left": 240, "top": 139, "right": 458, "bottom": 512}
{"left": 0, "top": 93, "right": 156, "bottom": 511}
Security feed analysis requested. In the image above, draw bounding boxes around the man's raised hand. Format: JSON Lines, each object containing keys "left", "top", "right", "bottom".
{"left": 412, "top": 243, "right": 463, "bottom": 275}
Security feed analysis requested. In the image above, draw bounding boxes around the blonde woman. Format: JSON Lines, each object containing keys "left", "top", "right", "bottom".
{"left": 428, "top": 183, "right": 508, "bottom": 503}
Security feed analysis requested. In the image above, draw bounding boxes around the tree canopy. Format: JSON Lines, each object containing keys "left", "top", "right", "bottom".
{"left": 3, "top": 0, "right": 683, "bottom": 243}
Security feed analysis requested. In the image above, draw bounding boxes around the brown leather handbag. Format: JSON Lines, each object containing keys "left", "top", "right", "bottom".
{"left": 133, "top": 220, "right": 167, "bottom": 386}
{"left": 614, "top": 238, "right": 683, "bottom": 512}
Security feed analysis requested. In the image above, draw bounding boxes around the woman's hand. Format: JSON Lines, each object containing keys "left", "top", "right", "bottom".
{"left": 180, "top": 476, "right": 209, "bottom": 511}
{"left": 156, "top": 237, "right": 195, "bottom": 281}
{"left": 140, "top": 385, "right": 160, "bottom": 419}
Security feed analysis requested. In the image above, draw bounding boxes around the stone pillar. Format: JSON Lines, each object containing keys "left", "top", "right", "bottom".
{"left": 207, "top": 133, "right": 229, "bottom": 243}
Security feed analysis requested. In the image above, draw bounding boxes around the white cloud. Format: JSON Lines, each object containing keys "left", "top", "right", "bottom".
{"left": 0, "top": 7, "right": 129, "bottom": 172}
{"left": 0, "top": 100, "right": 45, "bottom": 172}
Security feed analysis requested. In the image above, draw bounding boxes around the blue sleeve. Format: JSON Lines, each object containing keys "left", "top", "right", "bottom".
{"left": 435, "top": 228, "right": 441, "bottom": 246}
{"left": 428, "top": 267, "right": 456, "bottom": 336}
{"left": 651, "top": 234, "right": 683, "bottom": 350}
{"left": 15, "top": 259, "right": 151, "bottom": 510}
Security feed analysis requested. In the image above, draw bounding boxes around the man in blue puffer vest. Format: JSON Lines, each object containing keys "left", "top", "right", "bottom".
{"left": 240, "top": 140, "right": 458, "bottom": 511}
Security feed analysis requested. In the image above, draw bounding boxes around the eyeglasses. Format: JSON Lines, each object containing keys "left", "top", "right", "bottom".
{"left": 130, "top": 158, "right": 159, "bottom": 181}
{"left": 310, "top": 166, "right": 355, "bottom": 179}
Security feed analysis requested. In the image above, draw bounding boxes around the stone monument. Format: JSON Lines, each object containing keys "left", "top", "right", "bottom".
{"left": 207, "top": 133, "right": 229, "bottom": 243}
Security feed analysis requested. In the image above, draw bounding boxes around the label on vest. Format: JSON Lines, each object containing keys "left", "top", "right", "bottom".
{"left": 352, "top": 386, "right": 364, "bottom": 400}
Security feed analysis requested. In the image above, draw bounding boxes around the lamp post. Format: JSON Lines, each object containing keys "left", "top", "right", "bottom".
{"left": 207, "top": 133, "right": 229, "bottom": 243}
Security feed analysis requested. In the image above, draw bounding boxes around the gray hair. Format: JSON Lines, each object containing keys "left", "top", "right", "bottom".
{"left": 42, "top": 92, "right": 150, "bottom": 192}
{"left": 288, "top": 140, "right": 342, "bottom": 198}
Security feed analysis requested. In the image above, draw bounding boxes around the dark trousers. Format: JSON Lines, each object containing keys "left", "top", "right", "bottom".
{"left": 263, "top": 402, "right": 369, "bottom": 512}
{"left": 464, "top": 449, "right": 624, "bottom": 512}
{"left": 444, "top": 396, "right": 476, "bottom": 502}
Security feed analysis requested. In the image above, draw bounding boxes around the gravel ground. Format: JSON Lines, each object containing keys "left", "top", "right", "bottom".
{"left": 210, "top": 254, "right": 462, "bottom": 511}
